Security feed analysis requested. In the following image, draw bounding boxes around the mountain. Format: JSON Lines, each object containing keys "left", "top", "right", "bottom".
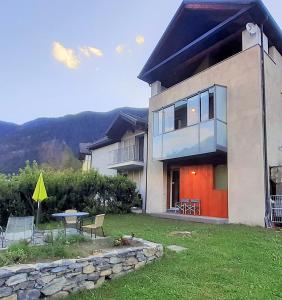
{"left": 0, "top": 121, "right": 19, "bottom": 138}
{"left": 0, "top": 107, "right": 148, "bottom": 174}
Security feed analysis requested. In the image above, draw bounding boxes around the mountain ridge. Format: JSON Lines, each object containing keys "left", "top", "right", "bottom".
{"left": 0, "top": 107, "right": 148, "bottom": 174}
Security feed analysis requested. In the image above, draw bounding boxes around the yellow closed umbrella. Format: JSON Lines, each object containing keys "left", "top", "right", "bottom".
{"left": 33, "top": 172, "right": 48, "bottom": 226}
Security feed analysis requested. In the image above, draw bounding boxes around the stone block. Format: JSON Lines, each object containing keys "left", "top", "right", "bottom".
{"left": 0, "top": 270, "right": 14, "bottom": 280}
{"left": 13, "top": 280, "right": 35, "bottom": 291}
{"left": 1, "top": 294, "right": 17, "bottom": 300}
{"left": 37, "top": 274, "right": 56, "bottom": 285}
{"left": 78, "top": 281, "right": 95, "bottom": 290}
{"left": 96, "top": 263, "right": 111, "bottom": 271}
{"left": 68, "top": 262, "right": 88, "bottom": 269}
{"left": 135, "top": 261, "right": 146, "bottom": 269}
{"left": 82, "top": 264, "right": 95, "bottom": 274}
{"left": 166, "top": 245, "right": 187, "bottom": 253}
{"left": 124, "top": 257, "right": 138, "bottom": 266}
{"left": 51, "top": 266, "right": 68, "bottom": 274}
{"left": 87, "top": 273, "right": 100, "bottom": 282}
{"left": 5, "top": 273, "right": 27, "bottom": 286}
{"left": 100, "top": 269, "right": 112, "bottom": 277}
{"left": 41, "top": 277, "right": 67, "bottom": 296}
{"left": 74, "top": 274, "right": 88, "bottom": 283}
{"left": 0, "top": 287, "right": 13, "bottom": 298}
{"left": 112, "top": 264, "right": 123, "bottom": 274}
{"left": 109, "top": 256, "right": 122, "bottom": 264}
{"left": 17, "top": 289, "right": 41, "bottom": 300}
{"left": 143, "top": 248, "right": 156, "bottom": 257}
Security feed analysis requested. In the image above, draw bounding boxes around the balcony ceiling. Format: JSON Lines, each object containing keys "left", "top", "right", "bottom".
{"left": 108, "top": 161, "right": 144, "bottom": 171}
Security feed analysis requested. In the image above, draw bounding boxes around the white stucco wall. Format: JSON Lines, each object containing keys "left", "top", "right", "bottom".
{"left": 265, "top": 47, "right": 282, "bottom": 168}
{"left": 90, "top": 130, "right": 148, "bottom": 207}
{"left": 82, "top": 154, "right": 91, "bottom": 172}
{"left": 119, "top": 131, "right": 148, "bottom": 205}
{"left": 91, "top": 143, "right": 119, "bottom": 176}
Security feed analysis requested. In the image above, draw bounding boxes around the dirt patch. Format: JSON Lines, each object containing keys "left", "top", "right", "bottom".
{"left": 77, "top": 237, "right": 143, "bottom": 257}
{"left": 168, "top": 231, "right": 192, "bottom": 237}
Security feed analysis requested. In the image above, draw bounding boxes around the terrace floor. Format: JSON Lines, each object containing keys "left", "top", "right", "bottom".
{"left": 151, "top": 212, "right": 228, "bottom": 224}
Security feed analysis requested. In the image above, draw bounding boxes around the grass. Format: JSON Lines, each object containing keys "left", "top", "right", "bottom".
{"left": 62, "top": 214, "right": 282, "bottom": 300}
{"left": 0, "top": 234, "right": 91, "bottom": 266}
{"left": 0, "top": 228, "right": 140, "bottom": 267}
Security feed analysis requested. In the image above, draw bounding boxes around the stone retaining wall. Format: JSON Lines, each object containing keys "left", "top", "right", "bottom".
{"left": 0, "top": 237, "right": 163, "bottom": 299}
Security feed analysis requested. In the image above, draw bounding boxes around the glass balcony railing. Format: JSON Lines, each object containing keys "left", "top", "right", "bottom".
{"left": 109, "top": 145, "right": 144, "bottom": 165}
{"left": 153, "top": 85, "right": 227, "bottom": 161}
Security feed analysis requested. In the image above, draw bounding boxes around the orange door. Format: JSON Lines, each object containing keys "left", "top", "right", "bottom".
{"left": 179, "top": 165, "right": 228, "bottom": 218}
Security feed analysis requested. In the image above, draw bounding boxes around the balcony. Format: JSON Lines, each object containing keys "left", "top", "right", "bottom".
{"left": 153, "top": 85, "right": 227, "bottom": 161}
{"left": 108, "top": 145, "right": 144, "bottom": 170}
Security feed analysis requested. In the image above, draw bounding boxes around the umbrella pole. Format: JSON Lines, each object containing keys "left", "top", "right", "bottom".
{"left": 36, "top": 202, "right": 41, "bottom": 228}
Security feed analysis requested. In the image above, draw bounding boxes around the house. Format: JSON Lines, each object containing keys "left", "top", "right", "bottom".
{"left": 138, "top": 0, "right": 282, "bottom": 226}
{"left": 80, "top": 112, "right": 148, "bottom": 209}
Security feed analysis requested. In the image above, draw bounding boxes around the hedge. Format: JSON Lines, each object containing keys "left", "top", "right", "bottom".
{"left": 0, "top": 162, "right": 139, "bottom": 226}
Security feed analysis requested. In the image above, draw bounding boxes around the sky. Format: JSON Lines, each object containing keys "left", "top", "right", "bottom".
{"left": 0, "top": 0, "right": 281, "bottom": 124}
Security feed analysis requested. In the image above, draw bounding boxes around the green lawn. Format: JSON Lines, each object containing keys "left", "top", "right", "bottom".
{"left": 64, "top": 214, "right": 280, "bottom": 299}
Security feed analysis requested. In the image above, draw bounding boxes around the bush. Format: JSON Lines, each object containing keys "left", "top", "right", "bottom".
{"left": 0, "top": 161, "right": 138, "bottom": 226}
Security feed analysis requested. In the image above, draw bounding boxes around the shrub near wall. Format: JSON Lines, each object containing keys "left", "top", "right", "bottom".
{"left": 0, "top": 162, "right": 138, "bottom": 226}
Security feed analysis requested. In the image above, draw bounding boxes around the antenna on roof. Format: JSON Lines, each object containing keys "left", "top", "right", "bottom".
{"left": 246, "top": 23, "right": 257, "bottom": 36}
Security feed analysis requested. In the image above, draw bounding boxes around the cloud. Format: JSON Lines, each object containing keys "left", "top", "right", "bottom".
{"left": 52, "top": 42, "right": 80, "bottom": 69}
{"left": 115, "top": 44, "right": 126, "bottom": 54}
{"left": 135, "top": 35, "right": 145, "bottom": 45}
{"left": 80, "top": 46, "right": 103, "bottom": 58}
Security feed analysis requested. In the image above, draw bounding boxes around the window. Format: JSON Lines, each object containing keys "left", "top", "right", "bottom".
{"left": 187, "top": 95, "right": 200, "bottom": 126}
{"left": 216, "top": 86, "right": 227, "bottom": 122}
{"left": 163, "top": 105, "right": 174, "bottom": 133}
{"left": 214, "top": 165, "right": 228, "bottom": 190}
{"left": 201, "top": 90, "right": 214, "bottom": 122}
{"left": 174, "top": 100, "right": 187, "bottom": 130}
{"left": 153, "top": 110, "right": 163, "bottom": 136}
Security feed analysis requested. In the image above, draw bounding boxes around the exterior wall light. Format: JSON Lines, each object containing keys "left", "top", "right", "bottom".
{"left": 191, "top": 108, "right": 196, "bottom": 113}
{"left": 191, "top": 171, "right": 197, "bottom": 175}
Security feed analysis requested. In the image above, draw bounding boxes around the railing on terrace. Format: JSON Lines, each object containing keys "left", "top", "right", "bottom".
{"left": 271, "top": 195, "right": 282, "bottom": 224}
{"left": 109, "top": 145, "right": 144, "bottom": 165}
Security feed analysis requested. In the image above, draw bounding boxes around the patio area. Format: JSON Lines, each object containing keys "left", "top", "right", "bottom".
{"left": 151, "top": 212, "right": 228, "bottom": 224}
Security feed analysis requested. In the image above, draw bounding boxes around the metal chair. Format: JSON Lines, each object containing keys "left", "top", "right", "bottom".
{"left": 4, "top": 216, "right": 35, "bottom": 246}
{"left": 82, "top": 214, "right": 105, "bottom": 238}
{"left": 64, "top": 209, "right": 81, "bottom": 231}
{"left": 180, "top": 199, "right": 191, "bottom": 215}
{"left": 191, "top": 199, "right": 201, "bottom": 215}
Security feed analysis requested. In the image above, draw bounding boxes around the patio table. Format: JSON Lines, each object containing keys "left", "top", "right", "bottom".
{"left": 51, "top": 212, "right": 89, "bottom": 235}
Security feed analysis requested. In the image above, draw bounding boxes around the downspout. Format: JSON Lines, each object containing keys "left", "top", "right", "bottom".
{"left": 260, "top": 20, "right": 271, "bottom": 227}
{"left": 144, "top": 128, "right": 149, "bottom": 213}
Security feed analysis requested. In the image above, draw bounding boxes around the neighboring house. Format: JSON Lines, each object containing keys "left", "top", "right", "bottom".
{"left": 138, "top": 0, "right": 282, "bottom": 226}
{"left": 80, "top": 112, "right": 148, "bottom": 209}
{"left": 79, "top": 143, "right": 92, "bottom": 172}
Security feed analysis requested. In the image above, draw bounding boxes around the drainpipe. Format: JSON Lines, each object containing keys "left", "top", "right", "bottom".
{"left": 143, "top": 128, "right": 149, "bottom": 213}
{"left": 260, "top": 20, "right": 271, "bottom": 228}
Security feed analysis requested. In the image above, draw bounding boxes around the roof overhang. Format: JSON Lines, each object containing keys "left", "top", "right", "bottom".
{"left": 88, "top": 112, "right": 148, "bottom": 151}
{"left": 138, "top": 0, "right": 282, "bottom": 85}
{"left": 88, "top": 137, "right": 118, "bottom": 151}
{"left": 105, "top": 113, "right": 147, "bottom": 140}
